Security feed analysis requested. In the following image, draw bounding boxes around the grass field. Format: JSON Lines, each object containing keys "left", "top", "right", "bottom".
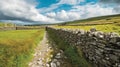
{"left": 55, "top": 24, "right": 120, "bottom": 34}
{"left": 0, "top": 29, "right": 44, "bottom": 67}
{"left": 56, "top": 14, "right": 120, "bottom": 34}
{"left": 61, "top": 14, "right": 120, "bottom": 25}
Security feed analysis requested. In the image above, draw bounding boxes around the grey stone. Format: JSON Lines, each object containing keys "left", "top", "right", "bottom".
{"left": 117, "top": 42, "right": 120, "bottom": 46}
{"left": 110, "top": 32, "right": 119, "bottom": 37}
{"left": 90, "top": 28, "right": 97, "bottom": 32}
{"left": 95, "top": 50, "right": 101, "bottom": 55}
{"left": 109, "top": 54, "right": 118, "bottom": 62}
{"left": 51, "top": 62, "right": 57, "bottom": 67}
{"left": 47, "top": 27, "right": 120, "bottom": 67}
{"left": 46, "top": 64, "right": 50, "bottom": 67}
{"left": 56, "top": 61, "right": 60, "bottom": 66}
{"left": 55, "top": 53, "right": 61, "bottom": 59}
{"left": 53, "top": 59, "right": 58, "bottom": 62}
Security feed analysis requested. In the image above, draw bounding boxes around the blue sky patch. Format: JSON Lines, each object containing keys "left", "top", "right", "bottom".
{"left": 36, "top": 0, "right": 59, "bottom": 8}
{"left": 36, "top": 0, "right": 99, "bottom": 13}
{"left": 53, "top": 4, "right": 72, "bottom": 12}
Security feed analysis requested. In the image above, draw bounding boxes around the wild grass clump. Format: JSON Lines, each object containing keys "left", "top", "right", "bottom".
{"left": 0, "top": 29, "right": 44, "bottom": 67}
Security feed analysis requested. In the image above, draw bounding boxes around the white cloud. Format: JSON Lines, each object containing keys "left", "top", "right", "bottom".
{"left": 46, "top": 4, "right": 116, "bottom": 22}
{"left": 39, "top": 0, "right": 85, "bottom": 13}
{"left": 71, "top": 4, "right": 116, "bottom": 18}
{"left": 58, "top": 0, "right": 85, "bottom": 5}
{"left": 113, "top": 5, "right": 120, "bottom": 13}
{"left": 0, "top": 0, "right": 58, "bottom": 23}
{"left": 46, "top": 10, "right": 81, "bottom": 21}
{"left": 39, "top": 4, "right": 59, "bottom": 13}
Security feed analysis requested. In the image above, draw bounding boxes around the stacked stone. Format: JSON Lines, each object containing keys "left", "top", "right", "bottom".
{"left": 46, "top": 27, "right": 120, "bottom": 67}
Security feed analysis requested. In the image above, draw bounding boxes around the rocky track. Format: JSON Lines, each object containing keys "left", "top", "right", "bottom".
{"left": 29, "top": 32, "right": 53, "bottom": 67}
{"left": 29, "top": 31, "right": 72, "bottom": 67}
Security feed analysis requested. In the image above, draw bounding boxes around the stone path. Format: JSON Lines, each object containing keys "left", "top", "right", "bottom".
{"left": 28, "top": 32, "right": 72, "bottom": 67}
{"left": 29, "top": 32, "right": 53, "bottom": 67}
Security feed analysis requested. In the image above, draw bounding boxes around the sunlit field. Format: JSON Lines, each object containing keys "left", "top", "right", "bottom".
{"left": 55, "top": 15, "right": 120, "bottom": 34}
{"left": 55, "top": 24, "right": 120, "bottom": 34}
{"left": 0, "top": 29, "right": 44, "bottom": 67}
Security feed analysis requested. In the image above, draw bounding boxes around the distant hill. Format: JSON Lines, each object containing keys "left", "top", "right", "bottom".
{"left": 60, "top": 14, "right": 120, "bottom": 25}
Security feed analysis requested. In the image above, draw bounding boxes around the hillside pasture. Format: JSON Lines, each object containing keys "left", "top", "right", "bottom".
{"left": 63, "top": 14, "right": 120, "bottom": 25}
{"left": 56, "top": 14, "right": 120, "bottom": 34}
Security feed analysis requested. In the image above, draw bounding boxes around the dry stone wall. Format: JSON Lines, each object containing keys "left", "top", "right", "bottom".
{"left": 0, "top": 27, "right": 16, "bottom": 30}
{"left": 0, "top": 27, "right": 43, "bottom": 31}
{"left": 46, "top": 27, "right": 120, "bottom": 67}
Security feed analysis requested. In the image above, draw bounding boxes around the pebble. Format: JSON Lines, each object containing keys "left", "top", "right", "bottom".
{"left": 51, "top": 62, "right": 57, "bottom": 67}
{"left": 46, "top": 64, "right": 50, "bottom": 67}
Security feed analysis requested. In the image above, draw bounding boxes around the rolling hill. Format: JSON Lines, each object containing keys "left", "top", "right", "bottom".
{"left": 55, "top": 14, "right": 120, "bottom": 34}
{"left": 60, "top": 14, "right": 120, "bottom": 25}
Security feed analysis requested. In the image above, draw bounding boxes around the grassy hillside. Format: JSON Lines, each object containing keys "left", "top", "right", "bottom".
{"left": 56, "top": 14, "right": 120, "bottom": 34}
{"left": 0, "top": 29, "right": 44, "bottom": 67}
{"left": 60, "top": 14, "right": 120, "bottom": 25}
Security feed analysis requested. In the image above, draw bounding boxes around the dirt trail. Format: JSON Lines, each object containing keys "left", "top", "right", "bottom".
{"left": 29, "top": 32, "right": 53, "bottom": 67}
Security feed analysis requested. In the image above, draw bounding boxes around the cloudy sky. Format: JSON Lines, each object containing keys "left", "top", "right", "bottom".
{"left": 0, "top": 0, "right": 120, "bottom": 24}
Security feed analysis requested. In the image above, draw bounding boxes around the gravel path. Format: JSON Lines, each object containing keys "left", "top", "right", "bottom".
{"left": 28, "top": 32, "right": 72, "bottom": 67}
{"left": 28, "top": 32, "right": 53, "bottom": 67}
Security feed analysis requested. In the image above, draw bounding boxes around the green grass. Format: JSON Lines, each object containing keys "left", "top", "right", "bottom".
{"left": 0, "top": 29, "right": 44, "bottom": 67}
{"left": 0, "top": 30, "right": 38, "bottom": 40}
